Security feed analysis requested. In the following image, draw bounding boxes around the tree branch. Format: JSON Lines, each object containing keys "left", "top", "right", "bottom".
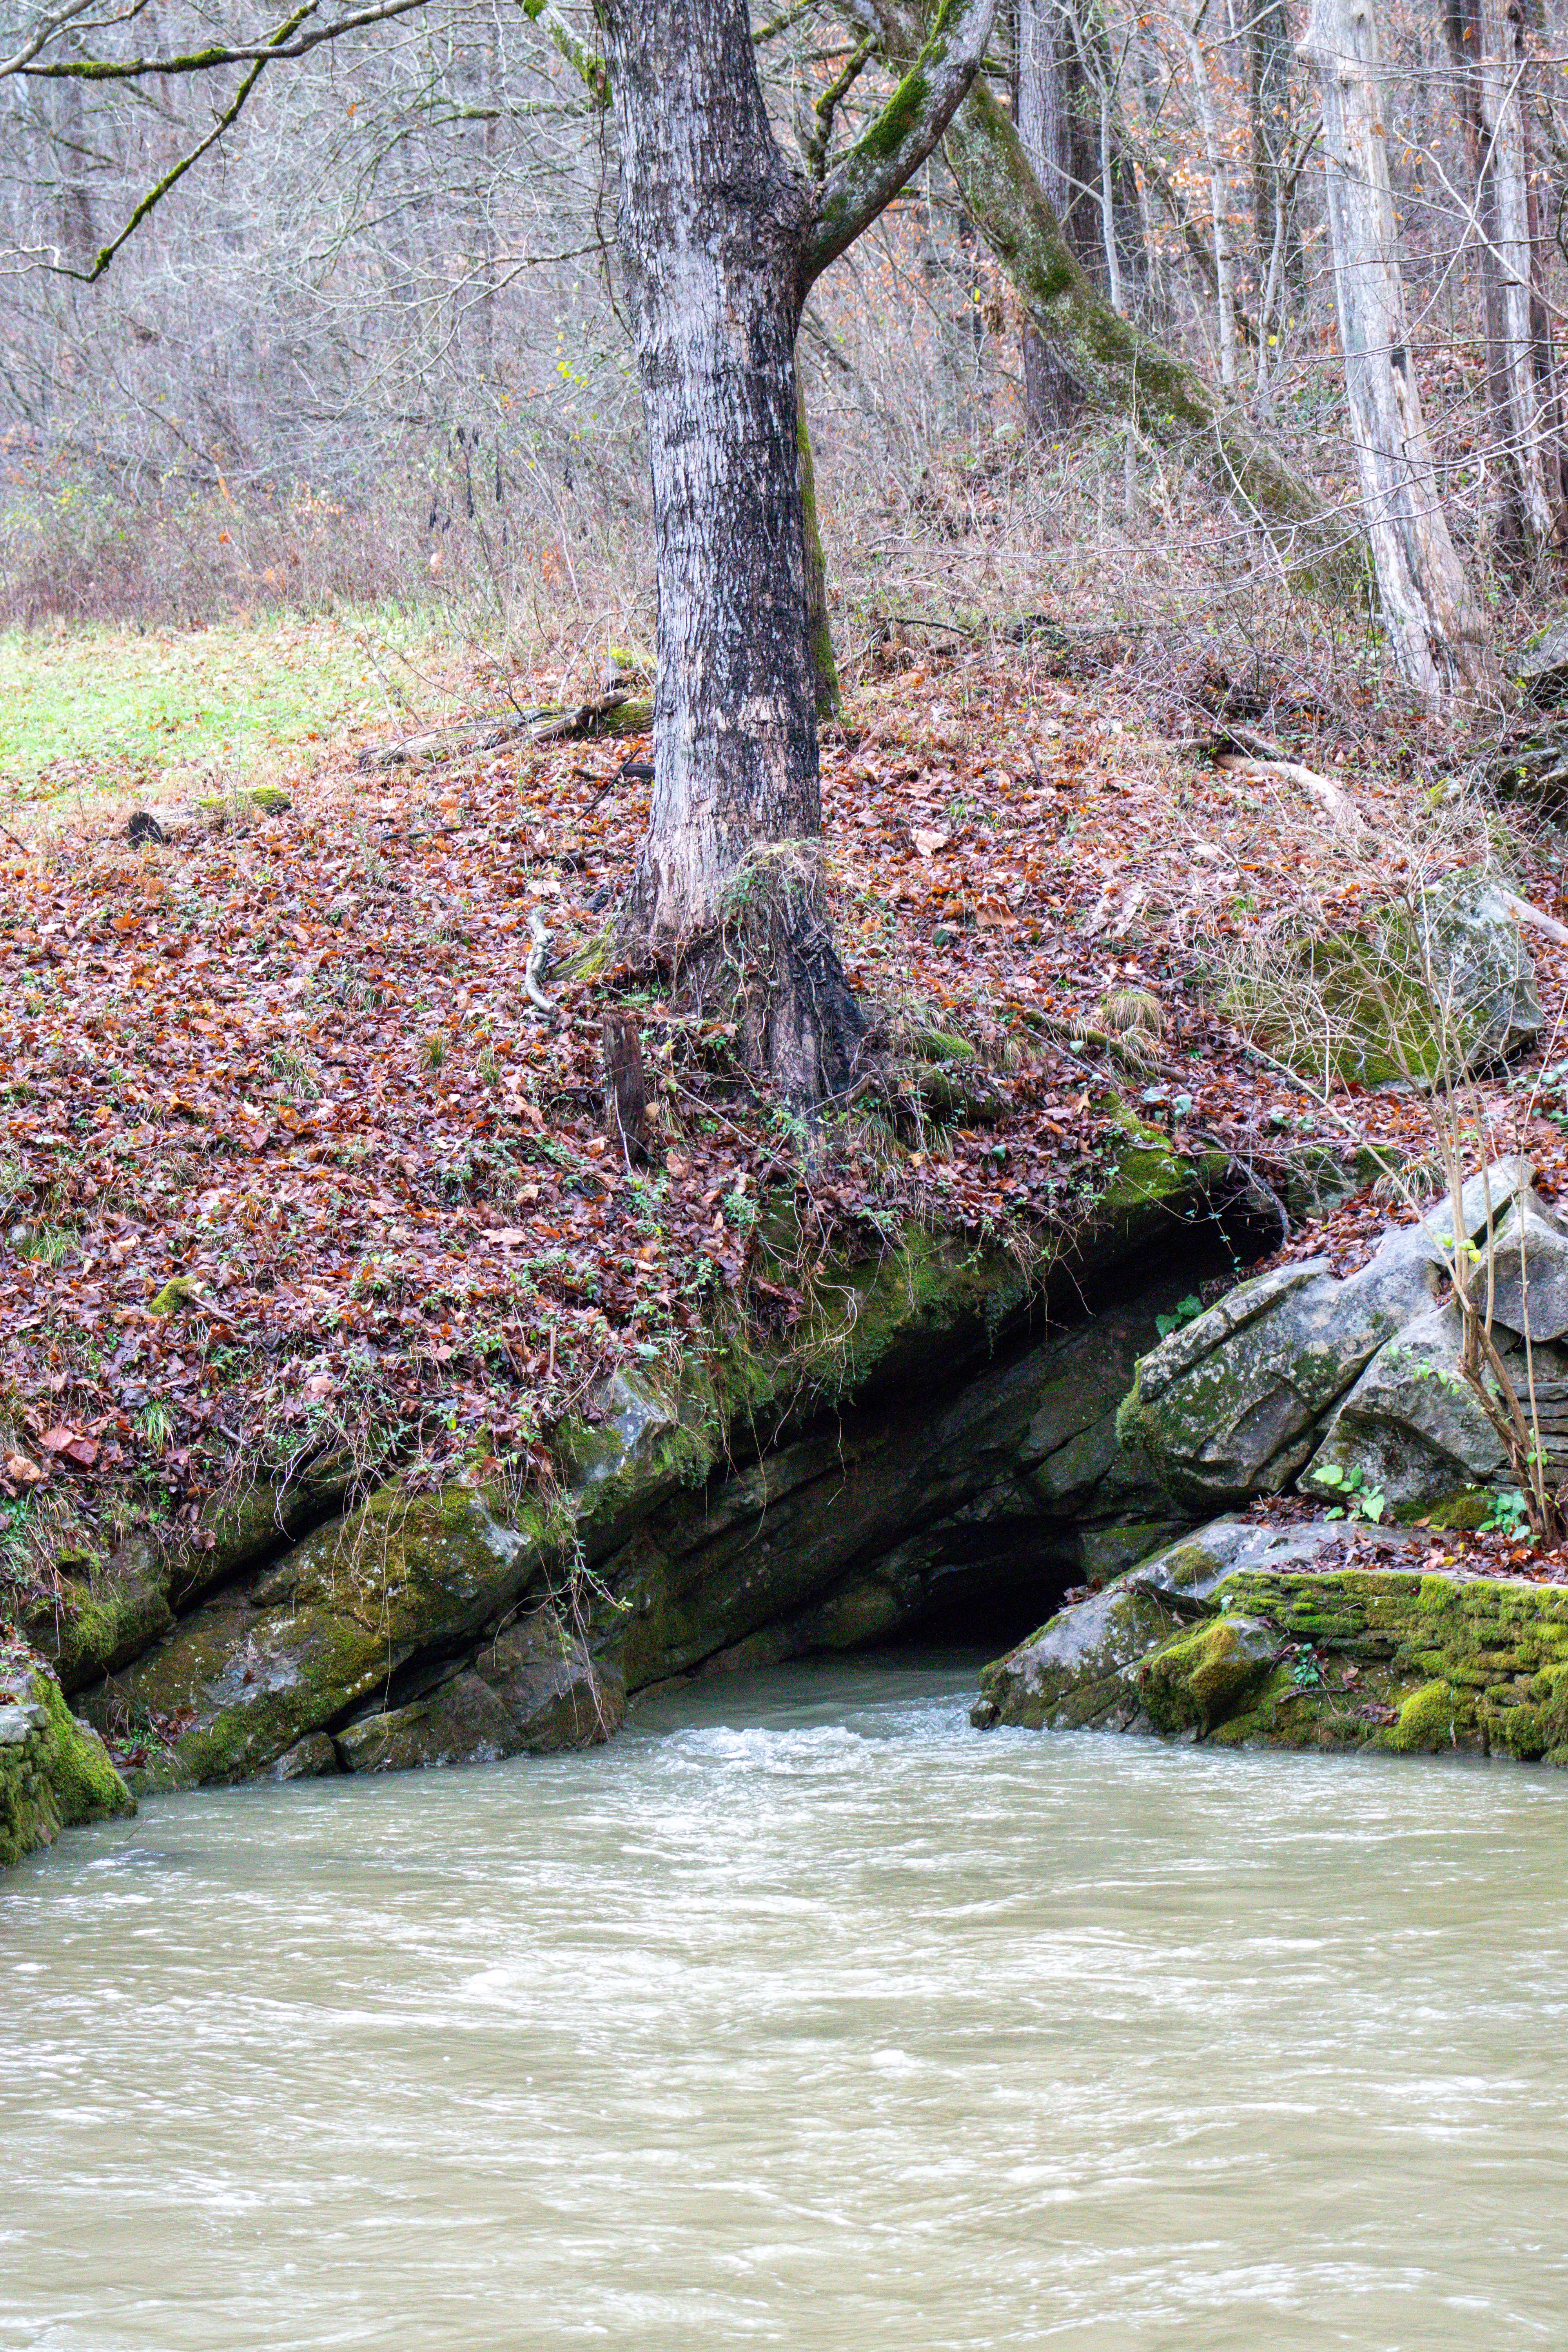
{"left": 516, "top": 0, "right": 607, "bottom": 105}
{"left": 20, "top": 0, "right": 428, "bottom": 80}
{"left": 803, "top": 0, "right": 998, "bottom": 284}
{"left": 55, "top": 2, "right": 319, "bottom": 279}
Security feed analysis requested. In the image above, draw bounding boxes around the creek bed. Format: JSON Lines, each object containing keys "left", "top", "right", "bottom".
{"left": 4, "top": 1655, "right": 1568, "bottom": 2350}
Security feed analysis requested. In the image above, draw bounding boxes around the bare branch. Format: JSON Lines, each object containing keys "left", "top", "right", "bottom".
{"left": 19, "top": 0, "right": 429, "bottom": 80}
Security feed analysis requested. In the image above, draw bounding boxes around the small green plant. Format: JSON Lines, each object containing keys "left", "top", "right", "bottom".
{"left": 136, "top": 1401, "right": 176, "bottom": 1454}
{"left": 421, "top": 1031, "right": 448, "bottom": 1071}
{"left": 1289, "top": 1645, "right": 1325, "bottom": 1688}
{"left": 1481, "top": 1487, "right": 1530, "bottom": 1537}
{"left": 1312, "top": 1462, "right": 1387, "bottom": 1524}
{"left": 1154, "top": 1294, "right": 1203, "bottom": 1339}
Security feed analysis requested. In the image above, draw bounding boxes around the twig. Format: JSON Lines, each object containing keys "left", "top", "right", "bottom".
{"left": 524, "top": 909, "right": 555, "bottom": 1014}
{"left": 1497, "top": 887, "right": 1568, "bottom": 948}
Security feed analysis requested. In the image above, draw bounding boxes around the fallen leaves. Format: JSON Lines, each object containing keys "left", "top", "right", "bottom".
{"left": 38, "top": 1426, "right": 98, "bottom": 1468}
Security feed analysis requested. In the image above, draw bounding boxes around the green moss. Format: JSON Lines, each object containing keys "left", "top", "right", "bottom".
{"left": 1393, "top": 1490, "right": 1494, "bottom": 1531}
{"left": 1121, "top": 1566, "right": 1568, "bottom": 1768}
{"left": 33, "top": 1671, "right": 136, "bottom": 1822}
{"left": 0, "top": 1640, "right": 133, "bottom": 1867}
{"left": 149, "top": 1276, "right": 200, "bottom": 1315}
{"left": 1138, "top": 1615, "right": 1277, "bottom": 1733}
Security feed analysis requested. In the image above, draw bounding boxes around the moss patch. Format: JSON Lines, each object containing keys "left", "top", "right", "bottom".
{"left": 1140, "top": 1567, "right": 1568, "bottom": 1764}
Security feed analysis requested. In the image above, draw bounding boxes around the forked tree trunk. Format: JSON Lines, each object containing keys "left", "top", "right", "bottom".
{"left": 602, "top": 4, "right": 848, "bottom": 1105}
{"left": 1298, "top": 0, "right": 1497, "bottom": 703}
{"left": 601, "top": 0, "right": 996, "bottom": 1105}
{"left": 1445, "top": 0, "right": 1568, "bottom": 552}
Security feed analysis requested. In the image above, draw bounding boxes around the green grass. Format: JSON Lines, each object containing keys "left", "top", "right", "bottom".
{"left": 0, "top": 608, "right": 465, "bottom": 804}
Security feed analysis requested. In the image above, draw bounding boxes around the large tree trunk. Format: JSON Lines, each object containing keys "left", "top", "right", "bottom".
{"left": 601, "top": 0, "right": 996, "bottom": 1105}
{"left": 1445, "top": 0, "right": 1568, "bottom": 553}
{"left": 1299, "top": 0, "right": 1496, "bottom": 703}
{"left": 601, "top": 2, "right": 858, "bottom": 1105}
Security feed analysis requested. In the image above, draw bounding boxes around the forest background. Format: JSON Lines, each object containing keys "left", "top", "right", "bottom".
{"left": 3, "top": 0, "right": 1565, "bottom": 695}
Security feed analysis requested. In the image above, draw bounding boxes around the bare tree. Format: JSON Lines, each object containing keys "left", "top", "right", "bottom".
{"left": 1299, "top": 0, "right": 1496, "bottom": 701}
{"left": 1445, "top": 0, "right": 1568, "bottom": 553}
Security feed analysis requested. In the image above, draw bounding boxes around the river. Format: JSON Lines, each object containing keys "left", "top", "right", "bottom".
{"left": 4, "top": 1654, "right": 1568, "bottom": 2350}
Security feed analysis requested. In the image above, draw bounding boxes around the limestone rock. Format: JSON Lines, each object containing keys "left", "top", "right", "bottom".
{"left": 975, "top": 1518, "right": 1419, "bottom": 1731}
{"left": 267, "top": 1733, "right": 340, "bottom": 1780}
{"left": 1121, "top": 1161, "right": 1534, "bottom": 1512}
{"left": 337, "top": 1672, "right": 519, "bottom": 1774}
{"left": 87, "top": 1485, "right": 555, "bottom": 1788}
{"left": 1517, "top": 615, "right": 1568, "bottom": 706}
{"left": 1171, "top": 1564, "right": 1568, "bottom": 1765}
{"left": 0, "top": 1639, "right": 134, "bottom": 1868}
{"left": 339, "top": 1611, "right": 624, "bottom": 1774}
{"left": 1137, "top": 1613, "right": 1278, "bottom": 1735}
{"left": 1301, "top": 1305, "right": 1517, "bottom": 1509}
{"left": 1416, "top": 867, "right": 1541, "bottom": 1069}
{"left": 1485, "top": 1188, "right": 1568, "bottom": 1341}
{"left": 475, "top": 1606, "right": 624, "bottom": 1750}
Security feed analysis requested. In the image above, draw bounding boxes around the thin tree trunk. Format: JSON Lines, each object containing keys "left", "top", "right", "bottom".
{"left": 1249, "top": 0, "right": 1301, "bottom": 304}
{"left": 1181, "top": 13, "right": 1239, "bottom": 388}
{"left": 1015, "top": 0, "right": 1090, "bottom": 428}
{"left": 1445, "top": 0, "right": 1566, "bottom": 550}
{"left": 797, "top": 376, "right": 842, "bottom": 717}
{"left": 1299, "top": 0, "right": 1496, "bottom": 701}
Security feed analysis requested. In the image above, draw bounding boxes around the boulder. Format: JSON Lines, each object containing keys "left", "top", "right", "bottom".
{"left": 267, "top": 1733, "right": 341, "bottom": 1780}
{"left": 1263, "top": 871, "right": 1540, "bottom": 1085}
{"left": 974, "top": 1518, "right": 1421, "bottom": 1731}
{"left": 1300, "top": 1305, "right": 1524, "bottom": 1510}
{"left": 337, "top": 1672, "right": 520, "bottom": 1774}
{"left": 474, "top": 1606, "right": 625, "bottom": 1750}
{"left": 0, "top": 1638, "right": 134, "bottom": 1867}
{"left": 85, "top": 1485, "right": 557, "bottom": 1789}
{"left": 1485, "top": 1188, "right": 1568, "bottom": 1341}
{"left": 1120, "top": 1161, "right": 1535, "bottom": 1512}
{"left": 338, "top": 1610, "right": 624, "bottom": 1773}
{"left": 1137, "top": 1613, "right": 1278, "bottom": 1735}
{"left": 1517, "top": 615, "right": 1568, "bottom": 706}
{"left": 1414, "top": 867, "right": 1541, "bottom": 1069}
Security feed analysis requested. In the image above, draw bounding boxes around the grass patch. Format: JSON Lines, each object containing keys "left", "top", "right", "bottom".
{"left": 0, "top": 607, "right": 463, "bottom": 806}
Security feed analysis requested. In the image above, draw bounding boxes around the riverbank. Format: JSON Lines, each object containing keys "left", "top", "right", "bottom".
{"left": 7, "top": 634, "right": 1568, "bottom": 1844}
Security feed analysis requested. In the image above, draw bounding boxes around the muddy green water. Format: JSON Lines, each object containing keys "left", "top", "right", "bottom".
{"left": 4, "top": 1655, "right": 1568, "bottom": 2352}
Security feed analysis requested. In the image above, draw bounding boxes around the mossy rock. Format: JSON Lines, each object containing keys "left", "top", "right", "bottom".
{"left": 1142, "top": 1567, "right": 1568, "bottom": 1764}
{"left": 1245, "top": 871, "right": 1540, "bottom": 1089}
{"left": 23, "top": 1465, "right": 352, "bottom": 1693}
{"left": 89, "top": 1485, "right": 562, "bottom": 1790}
{"left": 0, "top": 1639, "right": 134, "bottom": 1869}
{"left": 1137, "top": 1613, "right": 1278, "bottom": 1734}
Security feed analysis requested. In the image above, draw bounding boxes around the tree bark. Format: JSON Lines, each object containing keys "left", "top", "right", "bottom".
{"left": 1444, "top": 0, "right": 1567, "bottom": 552}
{"left": 1180, "top": 12, "right": 1239, "bottom": 389}
{"left": 798, "top": 376, "right": 843, "bottom": 718}
{"left": 601, "top": 0, "right": 996, "bottom": 1105}
{"left": 1299, "top": 0, "right": 1497, "bottom": 702}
